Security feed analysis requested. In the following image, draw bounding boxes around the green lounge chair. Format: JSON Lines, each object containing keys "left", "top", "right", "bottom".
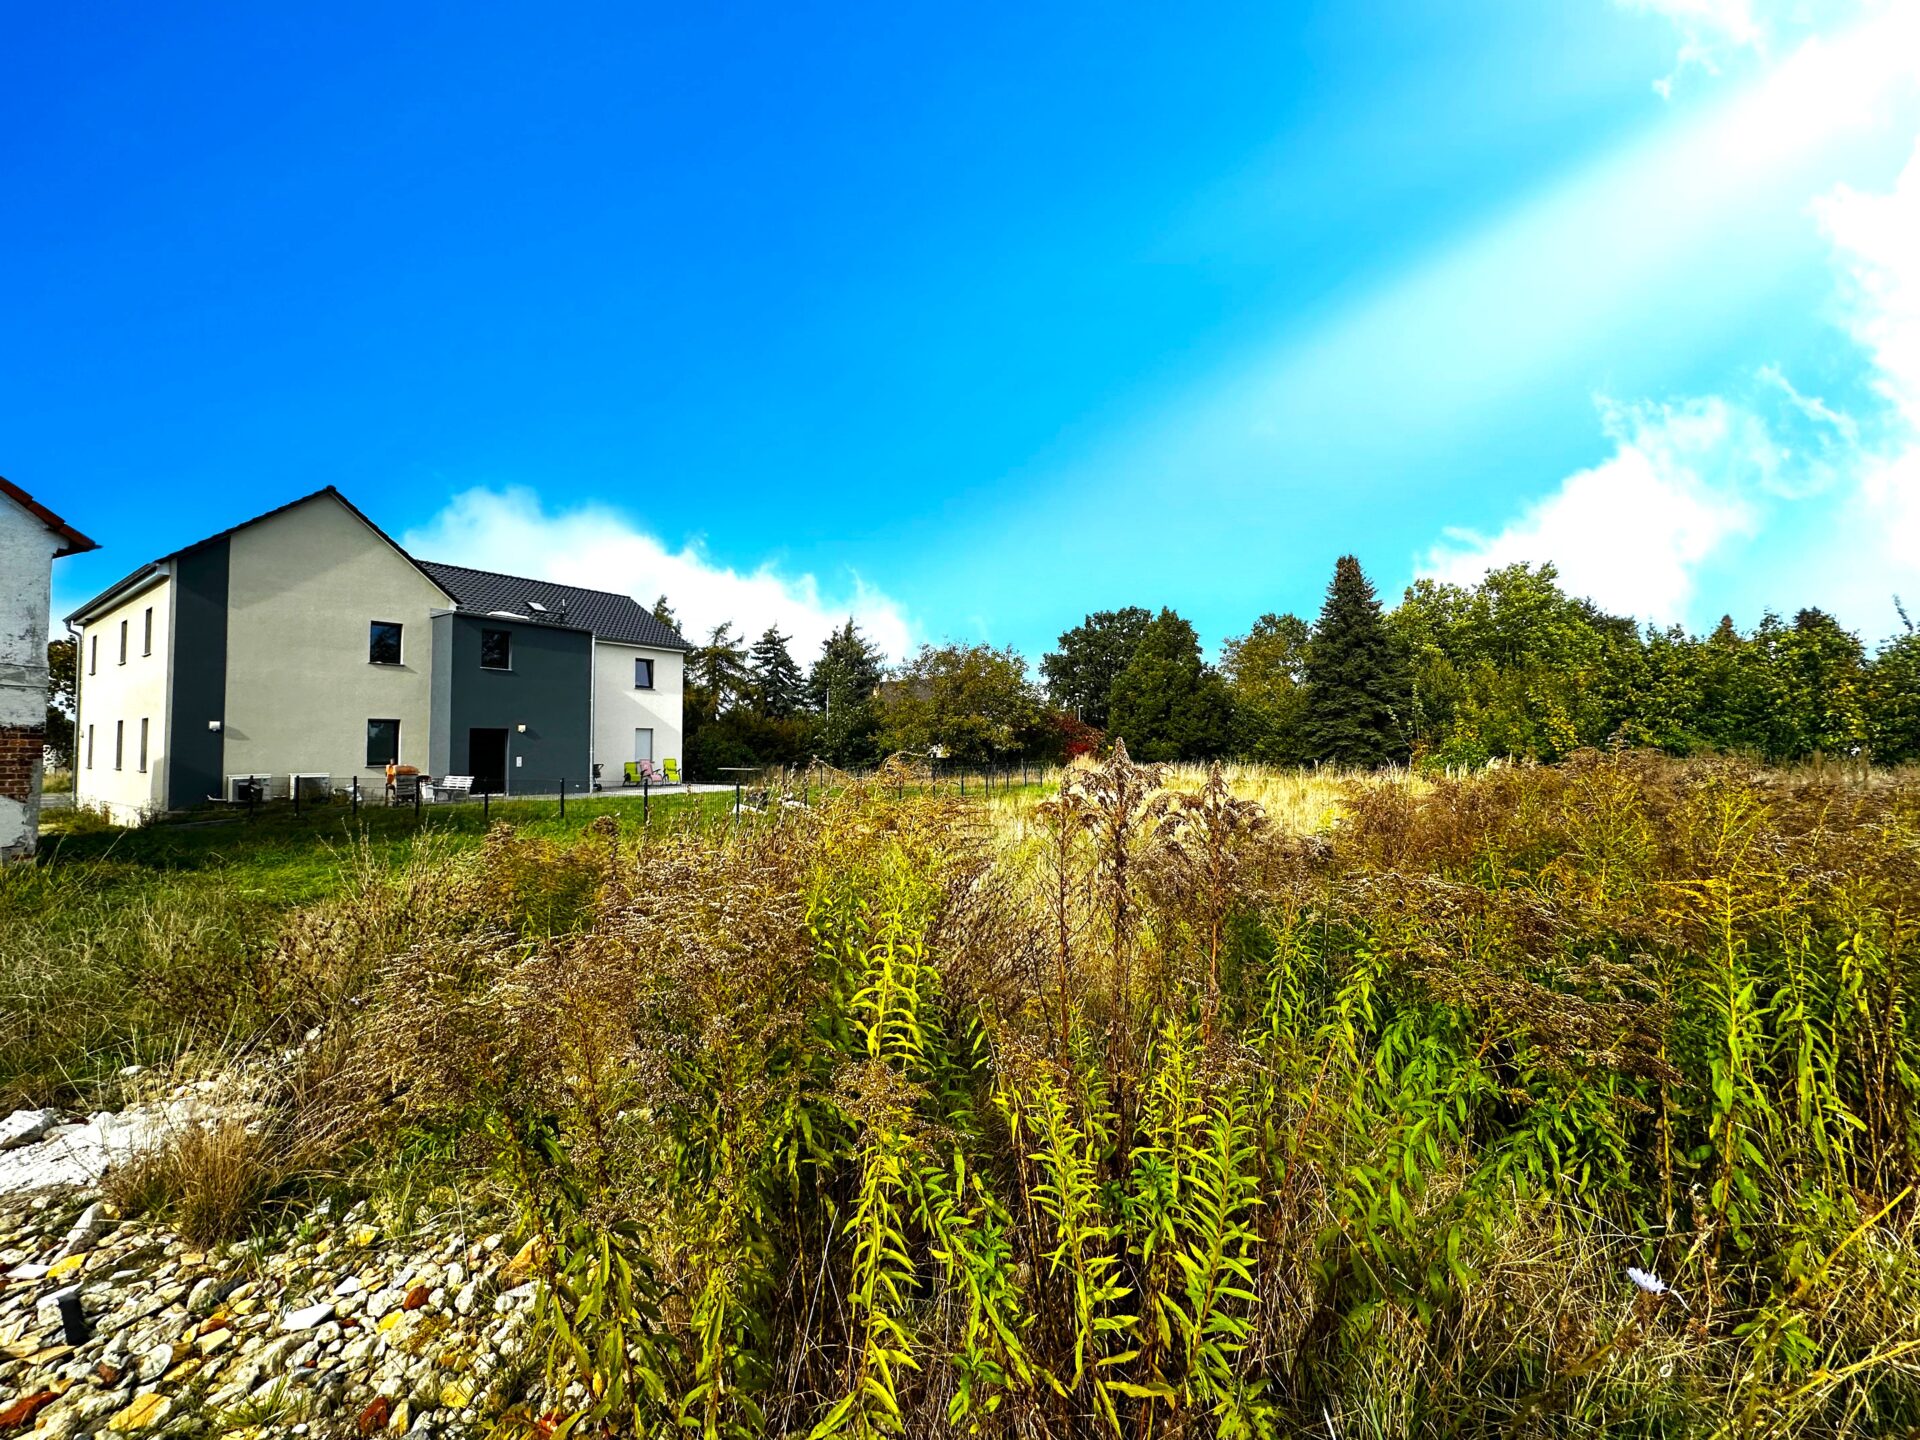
{"left": 623, "top": 761, "right": 643, "bottom": 786}
{"left": 662, "top": 758, "right": 680, "bottom": 784}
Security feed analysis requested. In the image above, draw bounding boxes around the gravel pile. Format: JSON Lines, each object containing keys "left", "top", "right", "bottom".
{"left": 0, "top": 1116, "right": 545, "bottom": 1438}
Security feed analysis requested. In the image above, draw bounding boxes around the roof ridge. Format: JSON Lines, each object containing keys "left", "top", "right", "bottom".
{"left": 415, "top": 557, "right": 635, "bottom": 603}
{"left": 68, "top": 487, "right": 449, "bottom": 624}
{"left": 0, "top": 476, "right": 99, "bottom": 557}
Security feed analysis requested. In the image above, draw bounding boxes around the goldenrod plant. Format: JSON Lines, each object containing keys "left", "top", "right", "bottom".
{"left": 244, "top": 749, "right": 1920, "bottom": 1435}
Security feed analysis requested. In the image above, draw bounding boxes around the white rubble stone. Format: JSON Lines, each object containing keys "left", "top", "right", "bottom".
{"left": 281, "top": 1301, "right": 336, "bottom": 1331}
{"left": 0, "top": 1109, "right": 61, "bottom": 1151}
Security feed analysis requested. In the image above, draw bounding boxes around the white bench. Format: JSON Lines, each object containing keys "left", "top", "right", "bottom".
{"left": 430, "top": 775, "right": 475, "bottom": 803}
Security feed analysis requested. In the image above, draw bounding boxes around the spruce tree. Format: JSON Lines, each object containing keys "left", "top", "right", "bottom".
{"left": 807, "top": 619, "right": 887, "bottom": 766}
{"left": 650, "top": 594, "right": 681, "bottom": 635}
{"left": 1301, "top": 555, "right": 1409, "bottom": 767}
{"left": 748, "top": 626, "right": 807, "bottom": 718}
{"left": 1106, "top": 608, "right": 1235, "bottom": 761}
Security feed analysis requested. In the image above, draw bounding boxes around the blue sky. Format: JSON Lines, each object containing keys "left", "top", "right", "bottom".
{"left": 8, "top": 1, "right": 1920, "bottom": 663}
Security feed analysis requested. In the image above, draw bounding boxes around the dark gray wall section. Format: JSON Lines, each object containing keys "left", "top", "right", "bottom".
{"left": 166, "top": 541, "right": 229, "bottom": 807}
{"left": 440, "top": 615, "right": 592, "bottom": 794}
{"left": 428, "top": 612, "right": 454, "bottom": 779}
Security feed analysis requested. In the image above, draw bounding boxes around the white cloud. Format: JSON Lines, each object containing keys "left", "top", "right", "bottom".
{"left": 1810, "top": 139, "right": 1920, "bottom": 602}
{"left": 1421, "top": 19, "right": 1920, "bottom": 638}
{"left": 401, "top": 486, "right": 917, "bottom": 665}
{"left": 1619, "top": 0, "right": 1877, "bottom": 95}
{"left": 1816, "top": 139, "right": 1920, "bottom": 430}
{"left": 1420, "top": 397, "right": 1760, "bottom": 620}
{"left": 1620, "top": 0, "right": 1768, "bottom": 92}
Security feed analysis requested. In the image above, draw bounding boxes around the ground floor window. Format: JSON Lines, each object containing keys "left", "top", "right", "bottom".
{"left": 634, "top": 727, "right": 653, "bottom": 761}
{"left": 86, "top": 724, "right": 94, "bottom": 769}
{"left": 367, "top": 718, "right": 401, "bottom": 767}
{"left": 138, "top": 718, "right": 149, "bottom": 773}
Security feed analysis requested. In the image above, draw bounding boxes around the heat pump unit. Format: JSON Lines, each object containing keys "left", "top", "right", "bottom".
{"left": 226, "top": 774, "right": 270, "bottom": 803}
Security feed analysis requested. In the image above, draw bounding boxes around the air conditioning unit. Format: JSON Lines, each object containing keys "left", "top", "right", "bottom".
{"left": 290, "top": 773, "right": 331, "bottom": 802}
{"left": 226, "top": 774, "right": 271, "bottom": 803}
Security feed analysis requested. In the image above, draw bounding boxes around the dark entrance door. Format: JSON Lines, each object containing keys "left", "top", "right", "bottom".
{"left": 469, "top": 728, "right": 509, "bottom": 794}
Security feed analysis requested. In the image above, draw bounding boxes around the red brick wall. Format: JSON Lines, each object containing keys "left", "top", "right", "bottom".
{"left": 0, "top": 724, "right": 44, "bottom": 803}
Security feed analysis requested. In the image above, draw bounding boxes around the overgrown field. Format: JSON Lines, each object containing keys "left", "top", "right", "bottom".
{"left": 0, "top": 790, "right": 734, "bottom": 1107}
{"left": 9, "top": 753, "right": 1920, "bottom": 1435}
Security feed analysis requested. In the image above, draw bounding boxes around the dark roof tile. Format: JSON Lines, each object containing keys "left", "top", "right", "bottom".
{"left": 416, "top": 560, "right": 690, "bottom": 650}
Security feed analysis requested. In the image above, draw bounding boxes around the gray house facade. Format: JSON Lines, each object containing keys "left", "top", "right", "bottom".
{"left": 429, "top": 612, "right": 595, "bottom": 795}
{"left": 69, "top": 488, "right": 687, "bottom": 818}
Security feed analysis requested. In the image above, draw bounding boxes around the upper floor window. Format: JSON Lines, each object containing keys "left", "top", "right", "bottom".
{"left": 480, "top": 628, "right": 512, "bottom": 671}
{"left": 143, "top": 607, "right": 153, "bottom": 656}
{"left": 369, "top": 621, "right": 404, "bottom": 666}
{"left": 118, "top": 620, "right": 128, "bottom": 665}
{"left": 634, "top": 657, "right": 655, "bottom": 689}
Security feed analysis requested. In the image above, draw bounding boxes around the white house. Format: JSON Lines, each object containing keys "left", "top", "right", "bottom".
{"left": 69, "top": 488, "right": 687, "bottom": 820}
{"left": 1, "top": 477, "right": 98, "bottom": 859}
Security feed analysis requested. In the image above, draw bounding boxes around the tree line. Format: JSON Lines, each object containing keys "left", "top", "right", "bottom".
{"left": 672, "top": 559, "right": 1920, "bottom": 778}
{"left": 50, "top": 562, "right": 1911, "bottom": 780}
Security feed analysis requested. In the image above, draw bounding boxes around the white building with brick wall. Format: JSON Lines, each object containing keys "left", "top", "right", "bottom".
{"left": 0, "top": 478, "right": 98, "bottom": 860}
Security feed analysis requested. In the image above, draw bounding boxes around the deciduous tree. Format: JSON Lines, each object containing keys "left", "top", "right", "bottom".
{"left": 1221, "top": 612, "right": 1310, "bottom": 763}
{"left": 1041, "top": 607, "right": 1151, "bottom": 730}
{"left": 45, "top": 638, "right": 76, "bottom": 769}
{"left": 691, "top": 623, "right": 752, "bottom": 713}
{"left": 877, "top": 643, "right": 1046, "bottom": 765}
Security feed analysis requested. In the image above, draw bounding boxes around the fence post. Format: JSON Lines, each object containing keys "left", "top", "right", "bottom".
{"left": 483, "top": 789, "right": 490, "bottom": 824}
{"left": 352, "top": 776, "right": 359, "bottom": 816}
{"left": 642, "top": 774, "right": 649, "bottom": 825}
{"left": 414, "top": 782, "right": 421, "bottom": 821}
{"left": 293, "top": 779, "right": 300, "bottom": 818}
{"left": 560, "top": 777, "right": 566, "bottom": 820}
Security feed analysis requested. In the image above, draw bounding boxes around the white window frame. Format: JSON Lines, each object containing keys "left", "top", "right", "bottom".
{"left": 480, "top": 629, "right": 512, "bottom": 671}
{"left": 369, "top": 621, "right": 405, "bottom": 666}
{"left": 366, "top": 718, "right": 402, "bottom": 769}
